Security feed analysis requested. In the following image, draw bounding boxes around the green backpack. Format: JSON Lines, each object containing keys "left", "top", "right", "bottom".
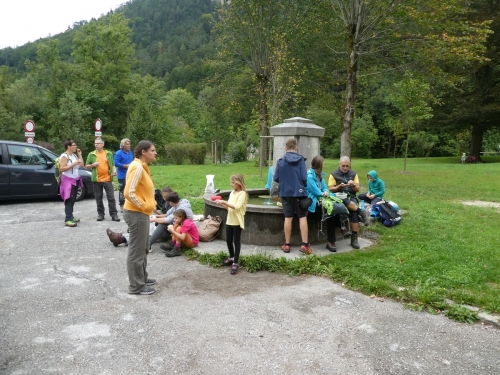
{"left": 54, "top": 153, "right": 69, "bottom": 184}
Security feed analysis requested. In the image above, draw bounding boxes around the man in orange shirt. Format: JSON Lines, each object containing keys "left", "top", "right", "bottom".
{"left": 86, "top": 138, "right": 120, "bottom": 222}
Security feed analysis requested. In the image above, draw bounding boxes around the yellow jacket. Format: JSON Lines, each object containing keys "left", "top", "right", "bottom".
{"left": 124, "top": 158, "right": 155, "bottom": 215}
{"left": 226, "top": 190, "right": 247, "bottom": 229}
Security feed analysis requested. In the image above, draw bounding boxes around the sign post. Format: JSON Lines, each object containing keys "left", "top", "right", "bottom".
{"left": 24, "top": 120, "right": 36, "bottom": 143}
{"left": 94, "top": 118, "right": 102, "bottom": 138}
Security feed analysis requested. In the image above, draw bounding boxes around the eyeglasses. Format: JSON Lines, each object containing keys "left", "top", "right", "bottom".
{"left": 95, "top": 143, "right": 103, "bottom": 145}
{"left": 71, "top": 144, "right": 77, "bottom": 146}
{"left": 340, "top": 164, "right": 350, "bottom": 167}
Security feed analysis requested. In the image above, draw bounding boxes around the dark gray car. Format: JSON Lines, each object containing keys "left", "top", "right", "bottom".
{"left": 0, "top": 140, "right": 94, "bottom": 201}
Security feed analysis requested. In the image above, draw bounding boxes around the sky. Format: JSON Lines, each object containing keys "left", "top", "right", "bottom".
{"left": 0, "top": 0, "right": 126, "bottom": 49}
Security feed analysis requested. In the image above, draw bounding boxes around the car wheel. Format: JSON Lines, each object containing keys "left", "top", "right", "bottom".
{"left": 76, "top": 183, "right": 87, "bottom": 202}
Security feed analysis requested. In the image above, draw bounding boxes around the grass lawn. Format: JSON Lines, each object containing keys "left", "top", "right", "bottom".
{"left": 149, "top": 156, "right": 500, "bottom": 321}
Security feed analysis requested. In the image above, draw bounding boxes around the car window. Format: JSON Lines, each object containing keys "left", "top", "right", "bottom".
{"left": 7, "top": 144, "right": 47, "bottom": 165}
{"left": 41, "top": 149, "right": 58, "bottom": 162}
{"left": 0, "top": 145, "right": 3, "bottom": 164}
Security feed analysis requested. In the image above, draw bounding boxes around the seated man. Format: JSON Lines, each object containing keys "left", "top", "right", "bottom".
{"left": 105, "top": 185, "right": 175, "bottom": 248}
{"left": 358, "top": 170, "right": 385, "bottom": 206}
{"left": 328, "top": 156, "right": 369, "bottom": 249}
{"left": 150, "top": 192, "right": 194, "bottom": 252}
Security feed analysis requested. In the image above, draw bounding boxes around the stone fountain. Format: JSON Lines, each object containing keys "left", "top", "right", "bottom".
{"left": 204, "top": 117, "right": 333, "bottom": 246}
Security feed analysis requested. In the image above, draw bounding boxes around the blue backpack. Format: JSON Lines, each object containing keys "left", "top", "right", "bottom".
{"left": 374, "top": 201, "right": 401, "bottom": 227}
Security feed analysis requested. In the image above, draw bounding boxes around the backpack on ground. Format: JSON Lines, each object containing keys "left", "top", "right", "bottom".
{"left": 377, "top": 201, "right": 401, "bottom": 227}
{"left": 197, "top": 215, "right": 222, "bottom": 242}
{"left": 54, "top": 153, "right": 68, "bottom": 184}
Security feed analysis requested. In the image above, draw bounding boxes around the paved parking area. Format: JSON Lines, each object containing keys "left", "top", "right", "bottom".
{"left": 1, "top": 197, "right": 499, "bottom": 374}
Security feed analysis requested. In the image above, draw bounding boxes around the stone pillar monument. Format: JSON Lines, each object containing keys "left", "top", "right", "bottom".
{"left": 270, "top": 117, "right": 325, "bottom": 169}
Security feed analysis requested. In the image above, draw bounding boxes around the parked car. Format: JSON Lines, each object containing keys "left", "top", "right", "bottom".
{"left": 0, "top": 140, "right": 94, "bottom": 201}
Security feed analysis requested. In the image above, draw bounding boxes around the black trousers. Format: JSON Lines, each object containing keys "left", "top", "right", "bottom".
{"left": 225, "top": 225, "right": 242, "bottom": 263}
{"left": 64, "top": 184, "right": 78, "bottom": 221}
{"left": 118, "top": 178, "right": 126, "bottom": 207}
{"left": 315, "top": 204, "right": 338, "bottom": 243}
{"left": 93, "top": 181, "right": 118, "bottom": 216}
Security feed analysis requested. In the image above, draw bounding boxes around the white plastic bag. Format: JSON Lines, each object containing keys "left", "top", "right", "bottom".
{"left": 149, "top": 215, "right": 157, "bottom": 236}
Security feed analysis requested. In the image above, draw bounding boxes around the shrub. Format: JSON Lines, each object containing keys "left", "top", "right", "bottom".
{"left": 187, "top": 143, "right": 207, "bottom": 165}
{"left": 164, "top": 143, "right": 186, "bottom": 165}
{"left": 228, "top": 141, "right": 247, "bottom": 163}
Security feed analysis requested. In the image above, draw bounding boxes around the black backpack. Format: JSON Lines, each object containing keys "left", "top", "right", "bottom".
{"left": 378, "top": 201, "right": 401, "bottom": 227}
{"left": 154, "top": 188, "right": 166, "bottom": 212}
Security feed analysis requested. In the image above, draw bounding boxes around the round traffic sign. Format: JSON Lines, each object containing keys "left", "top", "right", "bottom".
{"left": 26, "top": 137, "right": 34, "bottom": 144}
{"left": 94, "top": 118, "right": 102, "bottom": 131}
{"left": 24, "top": 120, "right": 35, "bottom": 132}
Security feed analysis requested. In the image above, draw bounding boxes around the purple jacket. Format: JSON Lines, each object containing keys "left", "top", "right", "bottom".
{"left": 59, "top": 174, "right": 83, "bottom": 202}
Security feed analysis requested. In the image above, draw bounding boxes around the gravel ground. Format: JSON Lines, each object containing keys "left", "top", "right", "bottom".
{"left": 1, "top": 196, "right": 499, "bottom": 375}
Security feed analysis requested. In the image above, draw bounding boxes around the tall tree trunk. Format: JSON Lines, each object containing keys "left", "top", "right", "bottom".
{"left": 404, "top": 132, "right": 409, "bottom": 171}
{"left": 340, "top": 25, "right": 359, "bottom": 158}
{"left": 258, "top": 75, "right": 269, "bottom": 166}
{"left": 470, "top": 124, "right": 484, "bottom": 162}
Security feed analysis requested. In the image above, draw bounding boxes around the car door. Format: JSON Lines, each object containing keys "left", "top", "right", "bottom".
{"left": 0, "top": 143, "right": 9, "bottom": 197}
{"left": 7, "top": 143, "right": 57, "bottom": 198}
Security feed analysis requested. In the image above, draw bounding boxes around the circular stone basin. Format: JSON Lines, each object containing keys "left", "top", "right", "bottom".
{"left": 203, "top": 188, "right": 329, "bottom": 246}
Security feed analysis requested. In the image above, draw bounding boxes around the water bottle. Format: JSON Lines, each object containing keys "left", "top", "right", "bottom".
{"left": 360, "top": 200, "right": 365, "bottom": 210}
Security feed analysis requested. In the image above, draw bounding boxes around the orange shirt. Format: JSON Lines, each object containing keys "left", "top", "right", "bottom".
{"left": 96, "top": 151, "right": 111, "bottom": 182}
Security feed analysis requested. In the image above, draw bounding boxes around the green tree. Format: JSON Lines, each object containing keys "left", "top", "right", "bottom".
{"left": 323, "top": 0, "right": 492, "bottom": 159}
{"left": 125, "top": 74, "right": 171, "bottom": 149}
{"left": 72, "top": 13, "right": 136, "bottom": 140}
{"left": 216, "top": 0, "right": 308, "bottom": 165}
{"left": 387, "top": 71, "right": 434, "bottom": 171}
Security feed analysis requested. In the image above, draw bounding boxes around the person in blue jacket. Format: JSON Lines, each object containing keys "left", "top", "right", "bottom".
{"left": 273, "top": 137, "right": 312, "bottom": 255}
{"left": 307, "top": 155, "right": 338, "bottom": 252}
{"left": 114, "top": 138, "right": 134, "bottom": 212}
{"left": 358, "top": 170, "right": 385, "bottom": 205}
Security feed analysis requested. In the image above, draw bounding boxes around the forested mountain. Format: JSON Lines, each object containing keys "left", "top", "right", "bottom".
{"left": 0, "top": 0, "right": 217, "bottom": 94}
{"left": 0, "top": 0, "right": 498, "bottom": 163}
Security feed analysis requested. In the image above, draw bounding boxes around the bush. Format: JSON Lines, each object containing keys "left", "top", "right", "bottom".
{"left": 187, "top": 143, "right": 207, "bottom": 165}
{"left": 164, "top": 143, "right": 186, "bottom": 165}
{"left": 227, "top": 141, "right": 247, "bottom": 163}
{"left": 351, "top": 115, "right": 378, "bottom": 158}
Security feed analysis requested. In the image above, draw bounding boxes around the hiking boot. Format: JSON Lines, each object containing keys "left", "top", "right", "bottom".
{"left": 146, "top": 278, "right": 156, "bottom": 286}
{"left": 97, "top": 214, "right": 104, "bottom": 221}
{"left": 138, "top": 286, "right": 155, "bottom": 295}
{"left": 160, "top": 242, "right": 175, "bottom": 251}
{"left": 106, "top": 228, "right": 126, "bottom": 247}
{"left": 360, "top": 210, "right": 370, "bottom": 226}
{"left": 65, "top": 220, "right": 77, "bottom": 227}
{"left": 281, "top": 243, "right": 291, "bottom": 253}
{"left": 326, "top": 242, "right": 337, "bottom": 252}
{"left": 165, "top": 248, "right": 182, "bottom": 257}
{"left": 350, "top": 233, "right": 360, "bottom": 249}
{"left": 71, "top": 217, "right": 80, "bottom": 223}
{"left": 300, "top": 244, "right": 312, "bottom": 255}
{"left": 111, "top": 215, "right": 120, "bottom": 222}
